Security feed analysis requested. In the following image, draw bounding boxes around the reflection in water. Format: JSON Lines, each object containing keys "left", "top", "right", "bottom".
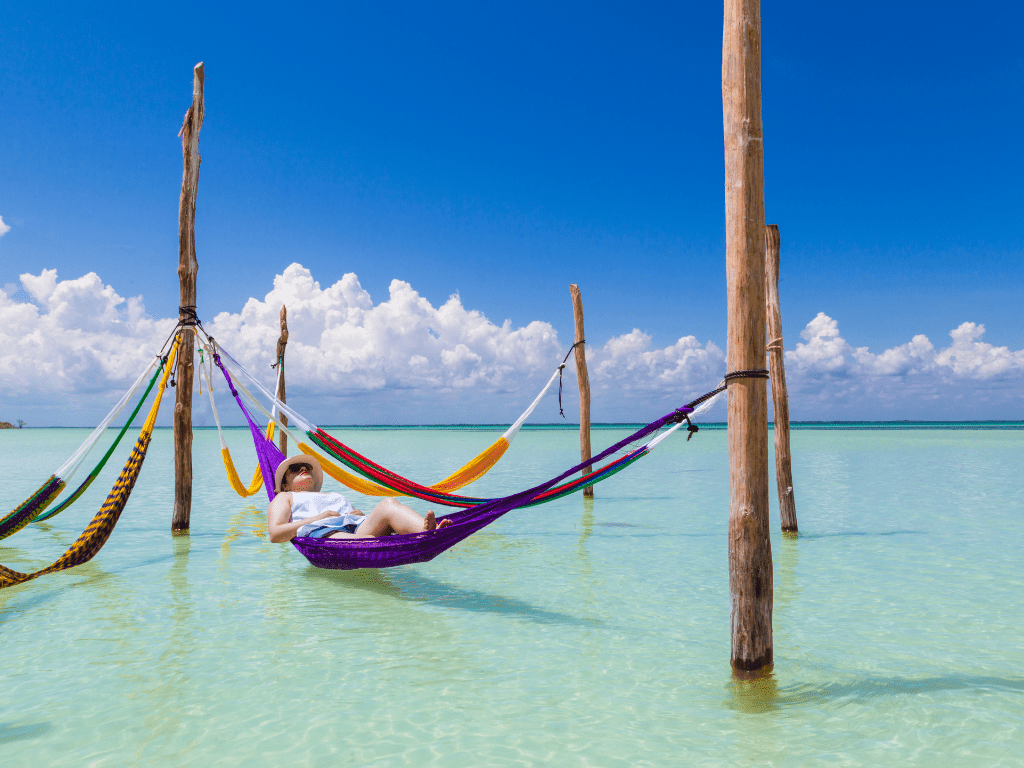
{"left": 219, "top": 504, "right": 267, "bottom": 566}
{"left": 729, "top": 668, "right": 780, "bottom": 713}
{"left": 774, "top": 533, "right": 801, "bottom": 637}
{"left": 577, "top": 496, "right": 594, "bottom": 555}
{"left": 136, "top": 535, "right": 194, "bottom": 762}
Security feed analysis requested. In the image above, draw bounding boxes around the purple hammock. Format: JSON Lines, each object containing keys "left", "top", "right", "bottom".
{"left": 219, "top": 361, "right": 694, "bottom": 570}
{"left": 292, "top": 410, "right": 689, "bottom": 570}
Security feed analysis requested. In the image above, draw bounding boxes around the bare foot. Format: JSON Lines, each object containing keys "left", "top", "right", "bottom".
{"left": 423, "top": 511, "right": 437, "bottom": 531}
{"left": 438, "top": 518, "right": 453, "bottom": 529}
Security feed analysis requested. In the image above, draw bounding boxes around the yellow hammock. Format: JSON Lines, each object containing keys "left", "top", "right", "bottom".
{"left": 1, "top": 338, "right": 178, "bottom": 590}
{"left": 215, "top": 350, "right": 563, "bottom": 499}
{"left": 296, "top": 434, "right": 508, "bottom": 497}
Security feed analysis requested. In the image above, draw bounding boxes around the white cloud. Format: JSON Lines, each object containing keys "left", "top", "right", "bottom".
{"left": 0, "top": 270, "right": 173, "bottom": 410}
{"left": 0, "top": 215, "right": 10, "bottom": 237}
{"left": 206, "top": 264, "right": 563, "bottom": 406}
{"left": 784, "top": 312, "right": 1024, "bottom": 418}
{"left": 1, "top": 267, "right": 1021, "bottom": 425}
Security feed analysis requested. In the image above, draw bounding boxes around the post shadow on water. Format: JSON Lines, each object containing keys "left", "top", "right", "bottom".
{"left": 306, "top": 565, "right": 600, "bottom": 627}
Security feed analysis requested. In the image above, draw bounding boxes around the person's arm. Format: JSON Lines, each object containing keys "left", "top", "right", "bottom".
{"left": 267, "top": 493, "right": 341, "bottom": 543}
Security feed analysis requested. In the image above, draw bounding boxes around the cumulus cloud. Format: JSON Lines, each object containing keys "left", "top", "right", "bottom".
{"left": 1, "top": 266, "right": 1021, "bottom": 425}
{"left": 785, "top": 312, "right": 1024, "bottom": 418}
{"left": 206, "top": 264, "right": 563, "bottom": 399}
{"left": 0, "top": 215, "right": 10, "bottom": 237}
{"left": 0, "top": 270, "right": 174, "bottom": 408}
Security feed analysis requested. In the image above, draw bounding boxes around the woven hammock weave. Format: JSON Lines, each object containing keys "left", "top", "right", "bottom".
{"left": 0, "top": 340, "right": 178, "bottom": 589}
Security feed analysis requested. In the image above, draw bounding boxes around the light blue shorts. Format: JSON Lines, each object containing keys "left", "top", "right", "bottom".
{"left": 297, "top": 515, "right": 367, "bottom": 538}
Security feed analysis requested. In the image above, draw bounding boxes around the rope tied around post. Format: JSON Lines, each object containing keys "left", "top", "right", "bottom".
{"left": 557, "top": 339, "right": 585, "bottom": 418}
{"left": 666, "top": 369, "right": 769, "bottom": 440}
{"left": 178, "top": 305, "right": 201, "bottom": 328}
{"left": 766, "top": 337, "right": 783, "bottom": 351}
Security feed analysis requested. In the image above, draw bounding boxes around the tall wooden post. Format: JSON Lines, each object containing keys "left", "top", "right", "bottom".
{"left": 276, "top": 305, "right": 289, "bottom": 456}
{"left": 569, "top": 284, "right": 593, "bottom": 497}
{"left": 173, "top": 62, "right": 204, "bottom": 533}
{"left": 765, "top": 224, "right": 797, "bottom": 533}
{"left": 723, "top": 1, "right": 772, "bottom": 673}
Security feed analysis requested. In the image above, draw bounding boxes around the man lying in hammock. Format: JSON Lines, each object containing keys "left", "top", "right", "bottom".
{"left": 267, "top": 455, "right": 453, "bottom": 543}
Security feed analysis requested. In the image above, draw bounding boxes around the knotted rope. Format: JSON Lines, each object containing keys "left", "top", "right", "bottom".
{"left": 557, "top": 339, "right": 585, "bottom": 418}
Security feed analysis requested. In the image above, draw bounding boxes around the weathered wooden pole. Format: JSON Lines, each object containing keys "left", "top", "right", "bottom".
{"left": 275, "top": 305, "right": 289, "bottom": 456}
{"left": 172, "top": 62, "right": 204, "bottom": 533}
{"left": 569, "top": 284, "right": 593, "bottom": 497}
{"left": 765, "top": 224, "right": 797, "bottom": 533}
{"left": 723, "top": 0, "right": 772, "bottom": 674}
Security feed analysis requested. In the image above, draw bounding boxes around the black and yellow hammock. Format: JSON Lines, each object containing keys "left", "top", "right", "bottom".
{"left": 0, "top": 339, "right": 178, "bottom": 590}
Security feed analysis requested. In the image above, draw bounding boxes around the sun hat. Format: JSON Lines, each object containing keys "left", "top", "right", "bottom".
{"left": 275, "top": 454, "right": 324, "bottom": 494}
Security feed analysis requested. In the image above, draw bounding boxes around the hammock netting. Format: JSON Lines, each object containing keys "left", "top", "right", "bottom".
{"left": 204, "top": 342, "right": 565, "bottom": 501}
{"left": 207, "top": 338, "right": 726, "bottom": 571}
{"left": 0, "top": 355, "right": 166, "bottom": 540}
{"left": 290, "top": 412, "right": 679, "bottom": 570}
{"left": 0, "top": 340, "right": 178, "bottom": 589}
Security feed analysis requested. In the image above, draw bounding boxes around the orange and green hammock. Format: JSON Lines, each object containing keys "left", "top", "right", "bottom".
{"left": 205, "top": 341, "right": 566, "bottom": 500}
{"left": 211, "top": 344, "right": 722, "bottom": 510}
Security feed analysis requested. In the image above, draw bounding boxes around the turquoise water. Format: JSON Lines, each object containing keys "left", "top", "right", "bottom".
{"left": 1, "top": 426, "right": 1021, "bottom": 766}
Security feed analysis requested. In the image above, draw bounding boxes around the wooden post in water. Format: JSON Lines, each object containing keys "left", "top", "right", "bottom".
{"left": 172, "top": 62, "right": 204, "bottom": 534}
{"left": 275, "top": 305, "right": 289, "bottom": 456}
{"left": 569, "top": 284, "right": 593, "bottom": 497}
{"left": 723, "top": 0, "right": 772, "bottom": 674}
{"left": 765, "top": 224, "right": 797, "bottom": 533}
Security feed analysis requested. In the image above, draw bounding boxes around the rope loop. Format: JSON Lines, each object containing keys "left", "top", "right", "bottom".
{"left": 557, "top": 339, "right": 586, "bottom": 419}
{"left": 178, "top": 305, "right": 201, "bottom": 328}
{"left": 724, "top": 369, "right": 769, "bottom": 383}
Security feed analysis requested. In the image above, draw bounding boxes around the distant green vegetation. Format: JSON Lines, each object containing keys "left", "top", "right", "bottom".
{"left": 0, "top": 420, "right": 24, "bottom": 429}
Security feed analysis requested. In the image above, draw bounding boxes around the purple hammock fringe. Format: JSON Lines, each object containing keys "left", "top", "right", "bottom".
{"left": 216, "top": 360, "right": 286, "bottom": 502}
{"left": 291, "top": 406, "right": 692, "bottom": 570}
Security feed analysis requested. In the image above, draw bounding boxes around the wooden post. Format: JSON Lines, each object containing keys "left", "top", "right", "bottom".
{"left": 569, "top": 284, "right": 593, "bottom": 497}
{"left": 723, "top": 1, "right": 772, "bottom": 674}
{"left": 765, "top": 224, "right": 797, "bottom": 533}
{"left": 172, "top": 62, "right": 204, "bottom": 533}
{"left": 275, "top": 305, "right": 289, "bottom": 455}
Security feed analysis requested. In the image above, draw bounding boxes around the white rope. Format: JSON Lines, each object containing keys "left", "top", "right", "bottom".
{"left": 214, "top": 346, "right": 315, "bottom": 433}
{"left": 502, "top": 366, "right": 562, "bottom": 442}
{"left": 201, "top": 342, "right": 229, "bottom": 450}
{"left": 55, "top": 356, "right": 160, "bottom": 479}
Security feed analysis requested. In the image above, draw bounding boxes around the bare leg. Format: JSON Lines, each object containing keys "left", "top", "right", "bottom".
{"left": 325, "top": 498, "right": 451, "bottom": 539}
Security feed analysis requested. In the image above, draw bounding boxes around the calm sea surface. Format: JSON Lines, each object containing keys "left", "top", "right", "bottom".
{"left": 1, "top": 425, "right": 1021, "bottom": 766}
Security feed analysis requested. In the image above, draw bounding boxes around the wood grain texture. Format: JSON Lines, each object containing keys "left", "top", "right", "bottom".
{"left": 765, "top": 224, "right": 797, "bottom": 533}
{"left": 723, "top": 1, "right": 773, "bottom": 674}
{"left": 276, "top": 305, "right": 289, "bottom": 455}
{"left": 569, "top": 284, "right": 593, "bottom": 498}
{"left": 172, "top": 62, "right": 204, "bottom": 533}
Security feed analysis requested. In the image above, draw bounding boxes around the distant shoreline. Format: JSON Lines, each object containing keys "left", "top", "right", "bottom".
{"left": 7, "top": 421, "right": 1022, "bottom": 431}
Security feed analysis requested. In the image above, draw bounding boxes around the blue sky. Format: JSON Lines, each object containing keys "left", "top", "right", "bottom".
{"left": 1, "top": 1, "right": 1022, "bottom": 425}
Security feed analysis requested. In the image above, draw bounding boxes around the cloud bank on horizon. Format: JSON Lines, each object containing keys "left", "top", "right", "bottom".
{"left": 1, "top": 264, "right": 1021, "bottom": 426}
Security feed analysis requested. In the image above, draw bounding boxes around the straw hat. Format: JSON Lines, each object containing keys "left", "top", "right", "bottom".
{"left": 274, "top": 454, "right": 324, "bottom": 494}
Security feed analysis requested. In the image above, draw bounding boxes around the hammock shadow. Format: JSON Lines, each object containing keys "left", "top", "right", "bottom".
{"left": 730, "top": 672, "right": 1024, "bottom": 714}
{"left": 774, "top": 673, "right": 1024, "bottom": 708}
{"left": 307, "top": 567, "right": 599, "bottom": 626}
{"left": 797, "top": 530, "right": 926, "bottom": 541}
{"left": 0, "top": 720, "right": 52, "bottom": 743}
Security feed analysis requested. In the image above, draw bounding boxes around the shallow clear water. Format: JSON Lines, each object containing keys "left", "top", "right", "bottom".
{"left": 1, "top": 426, "right": 1022, "bottom": 766}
